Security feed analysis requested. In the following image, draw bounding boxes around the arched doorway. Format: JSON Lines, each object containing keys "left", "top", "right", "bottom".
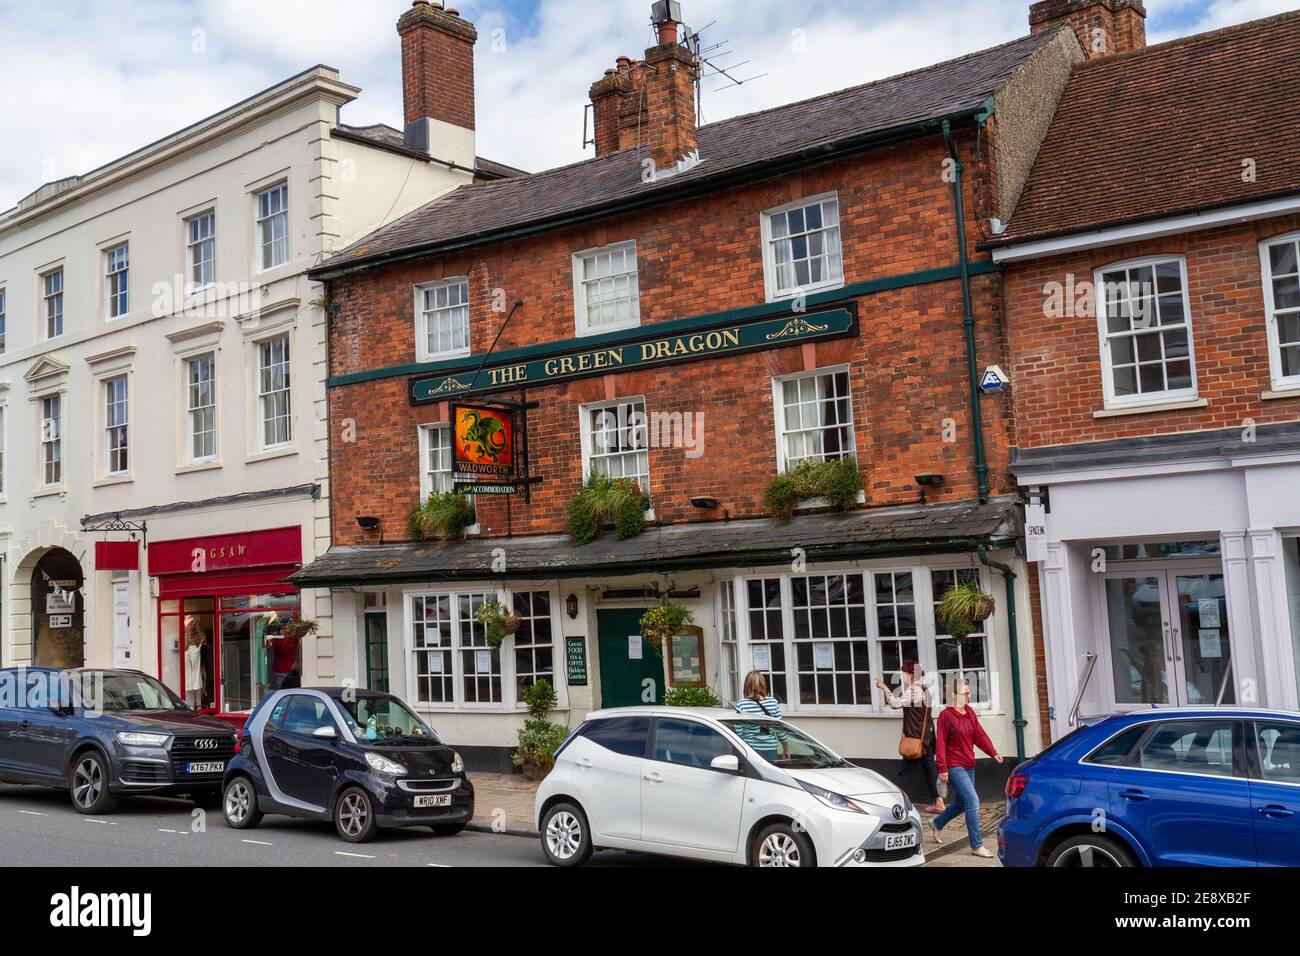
{"left": 30, "top": 548, "right": 85, "bottom": 668}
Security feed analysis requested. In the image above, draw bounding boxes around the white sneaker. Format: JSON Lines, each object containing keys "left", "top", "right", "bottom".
{"left": 972, "top": 846, "right": 993, "bottom": 858}
{"left": 929, "top": 821, "right": 945, "bottom": 845}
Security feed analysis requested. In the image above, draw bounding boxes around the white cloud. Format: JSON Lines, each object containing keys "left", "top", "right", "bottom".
{"left": 0, "top": 0, "right": 1292, "bottom": 211}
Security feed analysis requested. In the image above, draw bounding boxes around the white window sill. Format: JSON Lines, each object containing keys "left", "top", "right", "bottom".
{"left": 32, "top": 486, "right": 67, "bottom": 499}
{"left": 794, "top": 492, "right": 866, "bottom": 512}
{"left": 1261, "top": 387, "right": 1300, "bottom": 401}
{"left": 576, "top": 317, "right": 641, "bottom": 338}
{"left": 246, "top": 445, "right": 298, "bottom": 465}
{"left": 93, "top": 475, "right": 133, "bottom": 488}
{"left": 417, "top": 347, "right": 472, "bottom": 364}
{"left": 177, "top": 459, "right": 223, "bottom": 475}
{"left": 1093, "top": 397, "right": 1207, "bottom": 419}
{"left": 768, "top": 279, "right": 846, "bottom": 304}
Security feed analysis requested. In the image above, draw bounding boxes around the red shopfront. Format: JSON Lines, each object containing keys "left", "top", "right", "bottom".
{"left": 148, "top": 527, "right": 303, "bottom": 724}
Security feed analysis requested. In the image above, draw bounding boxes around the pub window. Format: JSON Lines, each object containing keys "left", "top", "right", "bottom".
{"left": 103, "top": 375, "right": 129, "bottom": 476}
{"left": 761, "top": 193, "right": 844, "bottom": 301}
{"left": 1095, "top": 256, "right": 1197, "bottom": 406}
{"left": 257, "top": 333, "right": 292, "bottom": 449}
{"left": 40, "top": 394, "right": 62, "bottom": 487}
{"left": 512, "top": 590, "right": 555, "bottom": 699}
{"left": 874, "top": 571, "right": 918, "bottom": 693}
{"left": 718, "top": 580, "right": 740, "bottom": 704}
{"left": 411, "top": 594, "right": 454, "bottom": 704}
{"left": 745, "top": 577, "right": 788, "bottom": 704}
{"left": 581, "top": 397, "right": 650, "bottom": 497}
{"left": 792, "top": 572, "right": 871, "bottom": 707}
{"left": 458, "top": 592, "right": 501, "bottom": 704}
{"left": 1261, "top": 231, "right": 1300, "bottom": 390}
{"left": 931, "top": 568, "right": 991, "bottom": 705}
{"left": 418, "top": 424, "right": 454, "bottom": 497}
{"left": 773, "top": 367, "right": 855, "bottom": 472}
{"left": 416, "top": 277, "right": 470, "bottom": 361}
{"left": 572, "top": 240, "right": 640, "bottom": 337}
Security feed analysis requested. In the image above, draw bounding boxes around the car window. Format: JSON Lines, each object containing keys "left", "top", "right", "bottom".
{"left": 1084, "top": 723, "right": 1150, "bottom": 766}
{"left": 1135, "top": 720, "right": 1236, "bottom": 777}
{"left": 280, "top": 695, "right": 335, "bottom": 735}
{"left": 1256, "top": 721, "right": 1300, "bottom": 785}
{"left": 653, "top": 717, "right": 735, "bottom": 769}
{"left": 581, "top": 716, "right": 650, "bottom": 758}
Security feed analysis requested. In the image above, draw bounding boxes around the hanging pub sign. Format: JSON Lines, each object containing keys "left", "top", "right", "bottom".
{"left": 451, "top": 402, "right": 520, "bottom": 495}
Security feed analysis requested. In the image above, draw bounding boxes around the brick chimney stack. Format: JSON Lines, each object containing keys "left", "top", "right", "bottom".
{"left": 1029, "top": 0, "right": 1147, "bottom": 58}
{"left": 398, "top": 0, "right": 477, "bottom": 168}
{"left": 589, "top": 1, "right": 699, "bottom": 173}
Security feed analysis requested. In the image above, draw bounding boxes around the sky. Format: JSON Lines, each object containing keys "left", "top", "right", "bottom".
{"left": 0, "top": 0, "right": 1294, "bottom": 211}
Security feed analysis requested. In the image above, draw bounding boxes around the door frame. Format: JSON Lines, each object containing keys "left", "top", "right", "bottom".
{"left": 1093, "top": 560, "right": 1232, "bottom": 712}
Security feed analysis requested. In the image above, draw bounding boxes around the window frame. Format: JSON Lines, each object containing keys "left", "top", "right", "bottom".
{"left": 759, "top": 191, "right": 845, "bottom": 303}
{"left": 1093, "top": 254, "right": 1199, "bottom": 409}
{"left": 104, "top": 242, "right": 129, "bottom": 320}
{"left": 413, "top": 276, "right": 471, "bottom": 362}
{"left": 403, "top": 585, "right": 566, "bottom": 713}
{"left": 41, "top": 267, "right": 64, "bottom": 340}
{"left": 256, "top": 332, "right": 293, "bottom": 451}
{"left": 186, "top": 352, "right": 218, "bottom": 464}
{"left": 771, "top": 364, "right": 858, "bottom": 474}
{"left": 416, "top": 423, "right": 478, "bottom": 533}
{"left": 255, "top": 182, "right": 289, "bottom": 272}
{"left": 0, "top": 286, "right": 7, "bottom": 354}
{"left": 0, "top": 402, "right": 7, "bottom": 500}
{"left": 571, "top": 240, "right": 641, "bottom": 337}
{"left": 578, "top": 395, "right": 652, "bottom": 506}
{"left": 39, "top": 393, "right": 63, "bottom": 489}
{"left": 186, "top": 210, "right": 217, "bottom": 291}
{"left": 102, "top": 374, "right": 130, "bottom": 477}
{"left": 1259, "top": 230, "right": 1300, "bottom": 392}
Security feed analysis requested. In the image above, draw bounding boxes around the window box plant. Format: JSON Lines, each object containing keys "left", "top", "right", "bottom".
{"left": 765, "top": 456, "right": 864, "bottom": 523}
{"left": 408, "top": 491, "right": 477, "bottom": 541}
{"left": 568, "top": 475, "right": 649, "bottom": 546}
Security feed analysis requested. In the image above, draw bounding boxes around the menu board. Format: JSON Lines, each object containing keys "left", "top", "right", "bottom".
{"left": 667, "top": 626, "right": 706, "bottom": 688}
{"left": 566, "top": 636, "right": 588, "bottom": 686}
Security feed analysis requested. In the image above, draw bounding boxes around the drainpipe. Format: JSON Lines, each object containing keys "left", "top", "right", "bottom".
{"left": 941, "top": 119, "right": 990, "bottom": 505}
{"left": 978, "top": 544, "right": 1025, "bottom": 761}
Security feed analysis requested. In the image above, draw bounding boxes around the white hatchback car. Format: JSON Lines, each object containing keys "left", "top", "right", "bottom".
{"left": 535, "top": 706, "right": 924, "bottom": 867}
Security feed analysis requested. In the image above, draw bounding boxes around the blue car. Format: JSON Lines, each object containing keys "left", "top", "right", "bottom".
{"left": 999, "top": 707, "right": 1300, "bottom": 867}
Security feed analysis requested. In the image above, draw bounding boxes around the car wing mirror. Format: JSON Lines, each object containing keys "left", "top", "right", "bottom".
{"left": 710, "top": 754, "right": 740, "bottom": 773}
{"left": 312, "top": 725, "right": 338, "bottom": 741}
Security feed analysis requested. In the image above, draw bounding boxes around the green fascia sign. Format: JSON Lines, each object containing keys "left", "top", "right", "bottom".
{"left": 410, "top": 304, "right": 859, "bottom": 404}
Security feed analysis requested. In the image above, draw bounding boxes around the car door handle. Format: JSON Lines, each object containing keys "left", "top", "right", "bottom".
{"left": 1118, "top": 789, "right": 1150, "bottom": 802}
{"left": 576, "top": 757, "right": 593, "bottom": 769}
{"left": 643, "top": 771, "right": 663, "bottom": 784}
{"left": 1259, "top": 804, "right": 1295, "bottom": 820}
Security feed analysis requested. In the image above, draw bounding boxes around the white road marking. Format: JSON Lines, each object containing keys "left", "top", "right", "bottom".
{"left": 83, "top": 819, "right": 117, "bottom": 825}
{"left": 426, "top": 862, "right": 449, "bottom": 867}
{"left": 158, "top": 828, "right": 177, "bottom": 833}
{"left": 241, "top": 839, "right": 274, "bottom": 846}
{"left": 18, "top": 810, "right": 46, "bottom": 816}
{"left": 334, "top": 851, "right": 376, "bottom": 859}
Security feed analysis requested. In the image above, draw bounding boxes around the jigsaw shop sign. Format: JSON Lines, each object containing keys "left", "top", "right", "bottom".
{"left": 452, "top": 403, "right": 518, "bottom": 490}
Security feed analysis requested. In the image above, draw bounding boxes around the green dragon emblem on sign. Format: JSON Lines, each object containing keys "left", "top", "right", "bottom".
{"left": 461, "top": 410, "right": 510, "bottom": 463}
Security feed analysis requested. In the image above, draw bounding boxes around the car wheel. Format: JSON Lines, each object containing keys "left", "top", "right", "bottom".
{"left": 69, "top": 751, "right": 119, "bottom": 815}
{"left": 335, "top": 787, "right": 378, "bottom": 843}
{"left": 540, "top": 801, "right": 592, "bottom": 867}
{"left": 222, "top": 777, "right": 263, "bottom": 829}
{"left": 752, "top": 822, "right": 815, "bottom": 867}
{"left": 430, "top": 822, "right": 467, "bottom": 836}
{"left": 1045, "top": 834, "right": 1137, "bottom": 868}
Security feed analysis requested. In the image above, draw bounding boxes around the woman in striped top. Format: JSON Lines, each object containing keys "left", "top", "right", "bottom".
{"left": 734, "top": 671, "right": 789, "bottom": 761}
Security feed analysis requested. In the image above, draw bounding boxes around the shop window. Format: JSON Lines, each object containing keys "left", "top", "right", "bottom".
{"left": 1095, "top": 256, "right": 1197, "bottom": 406}
{"left": 931, "top": 568, "right": 990, "bottom": 705}
{"left": 416, "top": 277, "right": 470, "bottom": 361}
{"left": 761, "top": 193, "right": 843, "bottom": 301}
{"left": 792, "top": 572, "right": 870, "bottom": 706}
{"left": 411, "top": 594, "right": 454, "bottom": 704}
{"left": 773, "top": 368, "right": 855, "bottom": 472}
{"left": 572, "top": 240, "right": 639, "bottom": 336}
{"left": 1261, "top": 232, "right": 1300, "bottom": 389}
{"left": 458, "top": 592, "right": 501, "bottom": 704}
{"left": 512, "top": 590, "right": 554, "bottom": 699}
{"left": 581, "top": 398, "right": 650, "bottom": 493}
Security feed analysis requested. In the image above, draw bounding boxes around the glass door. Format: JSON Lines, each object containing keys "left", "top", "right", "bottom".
{"left": 1100, "top": 568, "right": 1232, "bottom": 709}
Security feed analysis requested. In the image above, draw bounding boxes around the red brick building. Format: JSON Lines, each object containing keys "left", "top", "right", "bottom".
{"left": 296, "top": 0, "right": 1086, "bottom": 777}
{"left": 991, "top": 8, "right": 1300, "bottom": 741}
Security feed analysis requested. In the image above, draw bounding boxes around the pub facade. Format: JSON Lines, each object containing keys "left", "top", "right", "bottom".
{"left": 298, "top": 1, "right": 1089, "bottom": 783}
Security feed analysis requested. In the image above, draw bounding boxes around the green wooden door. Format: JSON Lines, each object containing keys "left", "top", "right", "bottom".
{"left": 597, "top": 608, "right": 664, "bottom": 708}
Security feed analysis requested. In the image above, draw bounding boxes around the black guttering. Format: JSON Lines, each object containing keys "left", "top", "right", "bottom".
{"left": 82, "top": 484, "right": 320, "bottom": 526}
{"left": 308, "top": 108, "right": 991, "bottom": 282}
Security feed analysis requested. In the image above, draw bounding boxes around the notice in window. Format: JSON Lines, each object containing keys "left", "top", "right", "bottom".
{"left": 475, "top": 649, "right": 492, "bottom": 674}
{"left": 1198, "top": 629, "right": 1222, "bottom": 659}
{"left": 1198, "top": 599, "right": 1221, "bottom": 629}
{"left": 814, "top": 642, "right": 834, "bottom": 670}
{"left": 751, "top": 644, "right": 771, "bottom": 672}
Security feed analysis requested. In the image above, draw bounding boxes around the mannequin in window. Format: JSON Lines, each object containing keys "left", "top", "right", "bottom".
{"left": 183, "top": 617, "right": 212, "bottom": 709}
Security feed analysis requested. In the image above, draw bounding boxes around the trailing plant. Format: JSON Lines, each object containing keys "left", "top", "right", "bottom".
{"left": 474, "top": 598, "right": 521, "bottom": 649}
{"left": 765, "top": 457, "right": 864, "bottom": 522}
{"left": 567, "top": 475, "right": 648, "bottom": 547}
{"left": 513, "top": 679, "right": 566, "bottom": 780}
{"left": 281, "top": 615, "right": 319, "bottom": 641}
{"left": 408, "top": 491, "right": 477, "bottom": 541}
{"left": 664, "top": 685, "right": 720, "bottom": 708}
{"left": 937, "top": 578, "right": 996, "bottom": 640}
{"left": 639, "top": 599, "right": 695, "bottom": 649}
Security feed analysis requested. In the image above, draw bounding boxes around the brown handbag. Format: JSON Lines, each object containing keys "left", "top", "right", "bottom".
{"left": 898, "top": 699, "right": 929, "bottom": 760}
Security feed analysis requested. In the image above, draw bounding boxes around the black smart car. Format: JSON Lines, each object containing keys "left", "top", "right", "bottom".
{"left": 221, "top": 687, "right": 474, "bottom": 842}
{"left": 0, "top": 667, "right": 238, "bottom": 813}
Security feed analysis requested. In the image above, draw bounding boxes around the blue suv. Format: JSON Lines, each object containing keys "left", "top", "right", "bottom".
{"left": 999, "top": 707, "right": 1300, "bottom": 867}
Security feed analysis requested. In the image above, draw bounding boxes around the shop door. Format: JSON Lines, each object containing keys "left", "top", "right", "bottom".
{"left": 1100, "top": 569, "right": 1233, "bottom": 710}
{"left": 112, "top": 581, "right": 133, "bottom": 668}
{"left": 597, "top": 609, "right": 663, "bottom": 708}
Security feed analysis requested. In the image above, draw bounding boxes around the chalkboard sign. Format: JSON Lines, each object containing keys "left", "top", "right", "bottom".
{"left": 566, "top": 636, "right": 588, "bottom": 686}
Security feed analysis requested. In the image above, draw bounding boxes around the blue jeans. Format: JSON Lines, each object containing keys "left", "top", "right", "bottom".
{"left": 933, "top": 766, "right": 982, "bottom": 849}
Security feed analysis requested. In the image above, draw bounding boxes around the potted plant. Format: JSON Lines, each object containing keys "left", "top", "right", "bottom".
{"left": 474, "top": 598, "right": 521, "bottom": 649}
{"left": 281, "top": 615, "right": 319, "bottom": 641}
{"left": 937, "top": 579, "right": 996, "bottom": 640}
{"left": 408, "top": 491, "right": 477, "bottom": 541}
{"left": 765, "top": 456, "right": 864, "bottom": 522}
{"left": 664, "top": 686, "right": 720, "bottom": 707}
{"left": 639, "top": 598, "right": 695, "bottom": 649}
{"left": 512, "top": 679, "right": 568, "bottom": 781}
{"left": 568, "top": 475, "right": 648, "bottom": 546}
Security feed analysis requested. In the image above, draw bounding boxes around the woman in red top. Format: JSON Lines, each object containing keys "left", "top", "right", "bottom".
{"left": 930, "top": 679, "right": 1002, "bottom": 857}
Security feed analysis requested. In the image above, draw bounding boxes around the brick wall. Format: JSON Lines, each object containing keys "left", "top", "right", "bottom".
{"left": 1004, "top": 213, "right": 1300, "bottom": 451}
{"left": 327, "top": 134, "right": 1016, "bottom": 546}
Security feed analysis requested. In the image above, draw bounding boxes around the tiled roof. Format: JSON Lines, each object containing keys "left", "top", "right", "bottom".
{"left": 290, "top": 498, "right": 1019, "bottom": 586}
{"left": 998, "top": 11, "right": 1300, "bottom": 244}
{"left": 313, "top": 30, "right": 1066, "bottom": 276}
{"left": 333, "top": 122, "right": 527, "bottom": 179}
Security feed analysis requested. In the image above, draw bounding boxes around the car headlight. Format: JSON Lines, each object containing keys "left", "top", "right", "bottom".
{"left": 450, "top": 750, "right": 464, "bottom": 774}
{"left": 365, "top": 752, "right": 407, "bottom": 776}
{"left": 797, "top": 779, "right": 868, "bottom": 813}
{"left": 117, "top": 731, "right": 169, "bottom": 747}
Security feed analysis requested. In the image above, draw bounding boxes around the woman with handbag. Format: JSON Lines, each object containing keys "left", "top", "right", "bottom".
{"left": 876, "top": 661, "right": 944, "bottom": 814}
{"left": 734, "top": 671, "right": 790, "bottom": 763}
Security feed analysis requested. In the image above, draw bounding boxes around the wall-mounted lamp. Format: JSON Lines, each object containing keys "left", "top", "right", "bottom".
{"left": 689, "top": 495, "right": 720, "bottom": 509}
{"left": 356, "top": 515, "right": 380, "bottom": 531}
{"left": 565, "top": 593, "right": 579, "bottom": 619}
{"left": 914, "top": 475, "right": 944, "bottom": 505}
